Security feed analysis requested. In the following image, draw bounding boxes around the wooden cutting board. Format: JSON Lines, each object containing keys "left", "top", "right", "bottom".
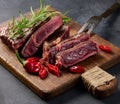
{"left": 0, "top": 7, "right": 120, "bottom": 99}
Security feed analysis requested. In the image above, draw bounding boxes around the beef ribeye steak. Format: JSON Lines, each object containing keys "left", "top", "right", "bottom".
{"left": 21, "top": 16, "right": 63, "bottom": 58}
{"left": 0, "top": 23, "right": 39, "bottom": 51}
{"left": 55, "top": 40, "right": 98, "bottom": 68}
{"left": 42, "top": 25, "right": 70, "bottom": 61}
{"left": 48, "top": 32, "right": 90, "bottom": 64}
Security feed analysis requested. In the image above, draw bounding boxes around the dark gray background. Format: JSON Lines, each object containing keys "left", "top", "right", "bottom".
{"left": 0, "top": 0, "right": 120, "bottom": 104}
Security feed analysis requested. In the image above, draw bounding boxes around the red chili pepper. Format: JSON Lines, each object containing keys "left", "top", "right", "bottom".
{"left": 39, "top": 65, "right": 48, "bottom": 79}
{"left": 99, "top": 45, "right": 111, "bottom": 53}
{"left": 47, "top": 63, "right": 61, "bottom": 77}
{"left": 24, "top": 61, "right": 41, "bottom": 74}
{"left": 27, "top": 57, "right": 40, "bottom": 62}
{"left": 69, "top": 65, "right": 85, "bottom": 74}
{"left": 16, "top": 52, "right": 40, "bottom": 75}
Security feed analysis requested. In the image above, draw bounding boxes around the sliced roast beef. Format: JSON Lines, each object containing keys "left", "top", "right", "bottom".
{"left": 42, "top": 25, "right": 70, "bottom": 60}
{"left": 55, "top": 40, "right": 98, "bottom": 68}
{"left": 21, "top": 16, "right": 63, "bottom": 58}
{"left": 48, "top": 25, "right": 70, "bottom": 47}
{"left": 48, "top": 32, "right": 90, "bottom": 64}
{"left": 0, "top": 19, "right": 49, "bottom": 51}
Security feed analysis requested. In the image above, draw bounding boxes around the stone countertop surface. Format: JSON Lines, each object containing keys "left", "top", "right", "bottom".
{"left": 0, "top": 0, "right": 120, "bottom": 104}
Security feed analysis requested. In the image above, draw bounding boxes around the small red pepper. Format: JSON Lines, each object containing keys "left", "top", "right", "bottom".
{"left": 39, "top": 65, "right": 48, "bottom": 79}
{"left": 69, "top": 65, "right": 85, "bottom": 74}
{"left": 47, "top": 63, "right": 61, "bottom": 77}
{"left": 99, "top": 45, "right": 111, "bottom": 53}
{"left": 16, "top": 52, "right": 40, "bottom": 75}
{"left": 27, "top": 57, "right": 40, "bottom": 62}
{"left": 24, "top": 61, "right": 41, "bottom": 74}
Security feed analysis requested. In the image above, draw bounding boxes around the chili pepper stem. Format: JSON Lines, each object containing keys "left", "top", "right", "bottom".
{"left": 16, "top": 51, "right": 25, "bottom": 66}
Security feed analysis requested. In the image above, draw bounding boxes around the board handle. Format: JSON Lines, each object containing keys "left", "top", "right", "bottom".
{"left": 81, "top": 66, "right": 118, "bottom": 98}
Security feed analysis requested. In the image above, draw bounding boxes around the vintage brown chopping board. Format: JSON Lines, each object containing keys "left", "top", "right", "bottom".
{"left": 0, "top": 7, "right": 120, "bottom": 99}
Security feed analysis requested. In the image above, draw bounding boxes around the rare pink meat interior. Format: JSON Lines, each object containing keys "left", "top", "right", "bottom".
{"left": 21, "top": 16, "right": 63, "bottom": 58}
{"left": 48, "top": 33, "right": 90, "bottom": 64}
{"left": 55, "top": 40, "right": 98, "bottom": 68}
{"left": 42, "top": 25, "right": 70, "bottom": 61}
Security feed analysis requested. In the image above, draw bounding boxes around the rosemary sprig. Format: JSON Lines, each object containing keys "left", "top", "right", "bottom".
{"left": 62, "top": 17, "right": 72, "bottom": 24}
{"left": 8, "top": 0, "right": 71, "bottom": 39}
{"left": 62, "top": 11, "right": 72, "bottom": 24}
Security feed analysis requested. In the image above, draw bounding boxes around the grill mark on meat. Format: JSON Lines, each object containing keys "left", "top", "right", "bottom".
{"left": 21, "top": 16, "right": 63, "bottom": 58}
{"left": 48, "top": 32, "right": 90, "bottom": 64}
{"left": 55, "top": 40, "right": 98, "bottom": 68}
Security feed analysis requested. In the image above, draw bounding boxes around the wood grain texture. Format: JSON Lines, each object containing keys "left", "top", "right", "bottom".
{"left": 0, "top": 7, "right": 120, "bottom": 99}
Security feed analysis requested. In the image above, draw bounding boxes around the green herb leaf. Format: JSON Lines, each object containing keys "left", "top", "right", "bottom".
{"left": 30, "top": 7, "right": 35, "bottom": 17}
{"left": 8, "top": 0, "right": 71, "bottom": 39}
{"left": 62, "top": 17, "right": 72, "bottom": 24}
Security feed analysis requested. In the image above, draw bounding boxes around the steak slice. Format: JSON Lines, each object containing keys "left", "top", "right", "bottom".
{"left": 0, "top": 26, "right": 34, "bottom": 51}
{"left": 0, "top": 20, "right": 49, "bottom": 51}
{"left": 42, "top": 25, "right": 70, "bottom": 60}
{"left": 48, "top": 32, "right": 90, "bottom": 64}
{"left": 21, "top": 16, "right": 63, "bottom": 58}
{"left": 48, "top": 25, "right": 70, "bottom": 47}
{"left": 55, "top": 40, "right": 98, "bottom": 68}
